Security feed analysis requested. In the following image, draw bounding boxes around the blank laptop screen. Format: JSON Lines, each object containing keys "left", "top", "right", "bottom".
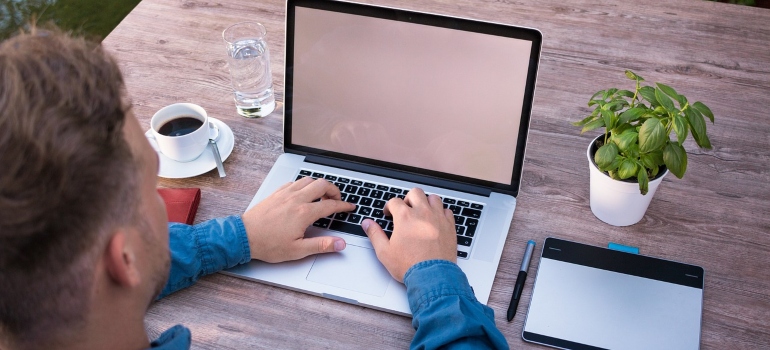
{"left": 289, "top": 6, "right": 534, "bottom": 185}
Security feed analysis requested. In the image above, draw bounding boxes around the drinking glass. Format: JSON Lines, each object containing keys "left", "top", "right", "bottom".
{"left": 223, "top": 22, "right": 275, "bottom": 118}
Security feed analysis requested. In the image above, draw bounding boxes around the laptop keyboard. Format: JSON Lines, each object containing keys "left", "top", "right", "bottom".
{"left": 298, "top": 169, "right": 485, "bottom": 259}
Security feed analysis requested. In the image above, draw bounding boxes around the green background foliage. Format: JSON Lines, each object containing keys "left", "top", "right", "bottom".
{"left": 1, "top": 0, "right": 141, "bottom": 41}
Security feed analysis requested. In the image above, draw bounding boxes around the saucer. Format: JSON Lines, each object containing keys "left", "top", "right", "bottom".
{"left": 145, "top": 117, "right": 235, "bottom": 178}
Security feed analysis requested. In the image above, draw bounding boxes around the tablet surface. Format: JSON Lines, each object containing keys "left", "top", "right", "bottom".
{"left": 522, "top": 238, "right": 704, "bottom": 350}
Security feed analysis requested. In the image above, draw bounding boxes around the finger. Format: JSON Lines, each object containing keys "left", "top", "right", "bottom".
{"left": 287, "top": 175, "right": 316, "bottom": 191}
{"left": 297, "top": 178, "right": 342, "bottom": 202}
{"left": 404, "top": 187, "right": 428, "bottom": 208}
{"left": 383, "top": 197, "right": 407, "bottom": 217}
{"left": 292, "top": 236, "right": 346, "bottom": 259}
{"left": 444, "top": 208, "right": 454, "bottom": 221}
{"left": 427, "top": 194, "right": 443, "bottom": 210}
{"left": 311, "top": 198, "right": 357, "bottom": 218}
{"left": 361, "top": 219, "right": 389, "bottom": 253}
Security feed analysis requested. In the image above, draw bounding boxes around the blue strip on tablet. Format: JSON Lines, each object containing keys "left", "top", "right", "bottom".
{"left": 608, "top": 242, "right": 639, "bottom": 254}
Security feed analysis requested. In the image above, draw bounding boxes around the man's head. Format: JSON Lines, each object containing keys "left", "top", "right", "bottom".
{"left": 0, "top": 28, "right": 170, "bottom": 348}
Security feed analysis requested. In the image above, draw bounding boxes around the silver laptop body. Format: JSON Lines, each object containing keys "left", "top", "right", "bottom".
{"left": 224, "top": 0, "right": 542, "bottom": 316}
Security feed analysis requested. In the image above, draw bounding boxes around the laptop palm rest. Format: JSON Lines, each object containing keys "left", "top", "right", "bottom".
{"left": 306, "top": 244, "right": 392, "bottom": 297}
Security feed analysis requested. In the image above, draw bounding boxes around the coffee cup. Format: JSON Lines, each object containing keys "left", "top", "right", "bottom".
{"left": 150, "top": 103, "right": 210, "bottom": 162}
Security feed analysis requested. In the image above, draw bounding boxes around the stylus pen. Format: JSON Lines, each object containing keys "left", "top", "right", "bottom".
{"left": 507, "top": 240, "right": 535, "bottom": 322}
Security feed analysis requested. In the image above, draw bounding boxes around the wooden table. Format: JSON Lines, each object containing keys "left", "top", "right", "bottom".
{"left": 103, "top": 0, "right": 770, "bottom": 348}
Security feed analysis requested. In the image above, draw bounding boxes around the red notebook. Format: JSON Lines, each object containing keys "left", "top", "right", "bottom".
{"left": 158, "top": 188, "right": 201, "bottom": 225}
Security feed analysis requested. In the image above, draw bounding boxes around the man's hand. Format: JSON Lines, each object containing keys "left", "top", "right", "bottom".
{"left": 242, "top": 177, "right": 356, "bottom": 263}
{"left": 361, "top": 188, "right": 457, "bottom": 282}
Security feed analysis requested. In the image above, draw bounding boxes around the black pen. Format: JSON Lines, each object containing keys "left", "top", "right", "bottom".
{"left": 507, "top": 240, "right": 535, "bottom": 322}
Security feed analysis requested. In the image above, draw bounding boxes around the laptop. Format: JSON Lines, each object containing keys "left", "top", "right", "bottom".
{"left": 224, "top": 0, "right": 542, "bottom": 316}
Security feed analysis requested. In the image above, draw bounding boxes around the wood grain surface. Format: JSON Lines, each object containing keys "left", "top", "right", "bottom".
{"left": 102, "top": 0, "right": 770, "bottom": 348}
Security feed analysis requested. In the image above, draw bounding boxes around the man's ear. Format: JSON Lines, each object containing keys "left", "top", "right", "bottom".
{"left": 104, "top": 231, "right": 141, "bottom": 287}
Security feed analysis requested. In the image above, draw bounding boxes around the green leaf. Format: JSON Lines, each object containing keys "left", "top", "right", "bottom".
{"left": 617, "top": 89, "right": 635, "bottom": 98}
{"left": 581, "top": 118, "right": 605, "bottom": 133}
{"left": 685, "top": 108, "right": 712, "bottom": 149}
{"left": 639, "top": 86, "right": 659, "bottom": 107}
{"left": 595, "top": 143, "right": 619, "bottom": 170}
{"left": 655, "top": 87, "right": 676, "bottom": 112}
{"left": 601, "top": 109, "right": 615, "bottom": 131}
{"left": 663, "top": 142, "right": 688, "bottom": 178}
{"left": 693, "top": 101, "right": 715, "bottom": 123}
{"left": 619, "top": 107, "right": 647, "bottom": 124}
{"left": 640, "top": 151, "right": 663, "bottom": 170}
{"left": 673, "top": 115, "right": 689, "bottom": 144}
{"left": 615, "top": 130, "right": 639, "bottom": 152}
{"left": 605, "top": 99, "right": 629, "bottom": 112}
{"left": 625, "top": 70, "right": 645, "bottom": 81}
{"left": 637, "top": 167, "right": 649, "bottom": 195}
{"left": 572, "top": 114, "right": 597, "bottom": 127}
{"left": 612, "top": 123, "right": 633, "bottom": 136}
{"left": 617, "top": 159, "right": 639, "bottom": 180}
{"left": 656, "top": 82, "right": 686, "bottom": 107}
{"left": 590, "top": 90, "right": 605, "bottom": 101}
{"left": 638, "top": 118, "right": 666, "bottom": 153}
{"left": 603, "top": 88, "right": 618, "bottom": 100}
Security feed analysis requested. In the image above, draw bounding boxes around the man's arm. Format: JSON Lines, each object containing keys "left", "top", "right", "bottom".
{"left": 362, "top": 188, "right": 508, "bottom": 349}
{"left": 158, "top": 177, "right": 355, "bottom": 299}
{"left": 158, "top": 216, "right": 250, "bottom": 299}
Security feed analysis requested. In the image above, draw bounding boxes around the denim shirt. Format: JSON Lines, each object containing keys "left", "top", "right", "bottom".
{"left": 150, "top": 216, "right": 508, "bottom": 350}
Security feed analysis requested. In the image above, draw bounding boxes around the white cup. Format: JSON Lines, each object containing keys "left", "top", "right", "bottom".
{"left": 150, "top": 103, "right": 210, "bottom": 162}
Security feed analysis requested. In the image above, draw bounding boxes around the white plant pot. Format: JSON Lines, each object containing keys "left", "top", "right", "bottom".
{"left": 587, "top": 136, "right": 668, "bottom": 226}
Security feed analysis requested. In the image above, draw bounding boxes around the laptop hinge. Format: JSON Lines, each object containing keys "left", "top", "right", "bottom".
{"left": 304, "top": 155, "right": 493, "bottom": 197}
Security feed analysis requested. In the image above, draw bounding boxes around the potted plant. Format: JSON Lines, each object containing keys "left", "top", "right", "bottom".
{"left": 573, "top": 70, "right": 715, "bottom": 226}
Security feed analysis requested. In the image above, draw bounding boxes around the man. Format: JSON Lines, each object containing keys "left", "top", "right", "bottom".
{"left": 0, "top": 29, "right": 508, "bottom": 349}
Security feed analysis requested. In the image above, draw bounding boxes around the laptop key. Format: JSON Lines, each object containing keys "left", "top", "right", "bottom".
{"left": 296, "top": 175, "right": 304, "bottom": 181}
{"left": 383, "top": 193, "right": 397, "bottom": 201}
{"left": 347, "top": 213, "right": 362, "bottom": 223}
{"left": 334, "top": 183, "right": 345, "bottom": 192}
{"left": 351, "top": 180, "right": 364, "bottom": 186}
{"left": 300, "top": 170, "right": 312, "bottom": 176}
{"left": 457, "top": 236, "right": 472, "bottom": 246}
{"left": 449, "top": 205, "right": 461, "bottom": 215}
{"left": 334, "top": 212, "right": 349, "bottom": 221}
{"left": 376, "top": 185, "right": 389, "bottom": 191}
{"left": 340, "top": 193, "right": 348, "bottom": 201}
{"left": 375, "top": 219, "right": 389, "bottom": 228}
{"left": 443, "top": 198, "right": 456, "bottom": 204}
{"left": 372, "top": 209, "right": 385, "bottom": 218}
{"left": 312, "top": 172, "right": 325, "bottom": 178}
{"left": 325, "top": 175, "right": 338, "bottom": 181}
{"left": 359, "top": 197, "right": 373, "bottom": 206}
{"left": 337, "top": 177, "right": 351, "bottom": 183}
{"left": 329, "top": 220, "right": 366, "bottom": 237}
{"left": 357, "top": 187, "right": 371, "bottom": 197}
{"left": 455, "top": 225, "right": 465, "bottom": 235}
{"left": 363, "top": 182, "right": 376, "bottom": 189}
{"left": 465, "top": 225, "right": 476, "bottom": 237}
{"left": 358, "top": 207, "right": 373, "bottom": 216}
{"left": 345, "top": 195, "right": 361, "bottom": 204}
{"left": 454, "top": 215, "right": 465, "bottom": 225}
{"left": 457, "top": 201, "right": 470, "bottom": 207}
{"left": 373, "top": 199, "right": 386, "bottom": 209}
{"left": 461, "top": 208, "right": 481, "bottom": 219}
{"left": 471, "top": 203, "right": 484, "bottom": 210}
{"left": 457, "top": 251, "right": 468, "bottom": 258}
{"left": 466, "top": 218, "right": 478, "bottom": 228}
{"left": 370, "top": 190, "right": 384, "bottom": 199}
{"left": 389, "top": 187, "right": 402, "bottom": 194}
{"left": 344, "top": 185, "right": 358, "bottom": 194}
{"left": 313, "top": 218, "right": 331, "bottom": 228}
{"left": 387, "top": 222, "right": 394, "bottom": 231}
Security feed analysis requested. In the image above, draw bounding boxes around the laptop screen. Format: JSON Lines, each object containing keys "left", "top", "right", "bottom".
{"left": 286, "top": 1, "right": 541, "bottom": 192}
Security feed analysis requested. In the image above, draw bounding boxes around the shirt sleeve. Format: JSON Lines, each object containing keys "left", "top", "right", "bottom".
{"left": 405, "top": 260, "right": 509, "bottom": 350}
{"left": 157, "top": 215, "right": 251, "bottom": 299}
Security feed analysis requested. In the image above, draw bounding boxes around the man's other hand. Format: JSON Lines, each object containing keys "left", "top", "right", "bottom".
{"left": 361, "top": 188, "right": 457, "bottom": 282}
{"left": 242, "top": 177, "right": 356, "bottom": 263}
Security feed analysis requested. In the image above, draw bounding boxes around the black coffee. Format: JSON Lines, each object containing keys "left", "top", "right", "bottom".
{"left": 158, "top": 116, "right": 204, "bottom": 137}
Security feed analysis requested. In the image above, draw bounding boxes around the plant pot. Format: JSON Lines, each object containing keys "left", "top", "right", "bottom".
{"left": 587, "top": 135, "right": 668, "bottom": 226}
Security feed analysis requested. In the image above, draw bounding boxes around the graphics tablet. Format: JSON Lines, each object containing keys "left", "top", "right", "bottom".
{"left": 522, "top": 238, "right": 704, "bottom": 350}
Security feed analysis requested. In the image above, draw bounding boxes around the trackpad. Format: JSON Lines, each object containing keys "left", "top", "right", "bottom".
{"left": 306, "top": 244, "right": 391, "bottom": 297}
